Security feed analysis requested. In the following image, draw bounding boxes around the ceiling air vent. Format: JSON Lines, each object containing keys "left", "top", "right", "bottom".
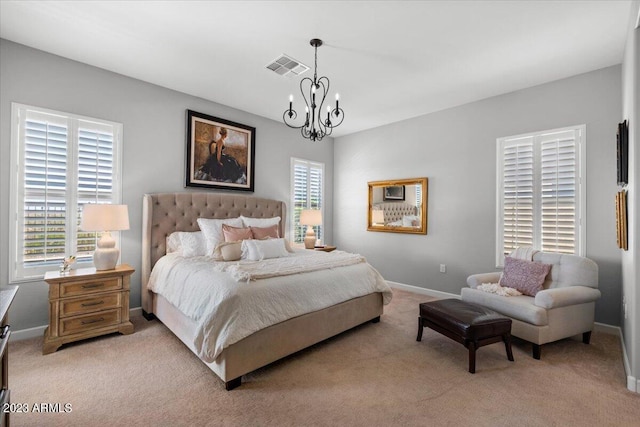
{"left": 266, "top": 54, "right": 309, "bottom": 77}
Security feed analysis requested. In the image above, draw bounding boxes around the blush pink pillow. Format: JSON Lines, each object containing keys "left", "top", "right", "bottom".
{"left": 500, "top": 257, "right": 551, "bottom": 296}
{"left": 222, "top": 224, "right": 253, "bottom": 242}
{"left": 250, "top": 225, "right": 279, "bottom": 239}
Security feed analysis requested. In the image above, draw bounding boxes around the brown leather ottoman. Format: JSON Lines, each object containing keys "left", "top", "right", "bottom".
{"left": 417, "top": 299, "right": 514, "bottom": 373}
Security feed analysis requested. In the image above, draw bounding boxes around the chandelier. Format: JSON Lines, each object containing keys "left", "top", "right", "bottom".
{"left": 283, "top": 38, "right": 344, "bottom": 141}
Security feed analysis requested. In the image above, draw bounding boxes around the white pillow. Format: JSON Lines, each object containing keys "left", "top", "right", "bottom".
{"left": 402, "top": 215, "right": 419, "bottom": 227}
{"left": 240, "top": 215, "right": 281, "bottom": 228}
{"left": 241, "top": 238, "right": 289, "bottom": 261}
{"left": 165, "top": 231, "right": 207, "bottom": 257}
{"left": 197, "top": 217, "right": 243, "bottom": 255}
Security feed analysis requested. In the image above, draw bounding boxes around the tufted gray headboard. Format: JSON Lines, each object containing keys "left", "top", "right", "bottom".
{"left": 373, "top": 202, "right": 417, "bottom": 223}
{"left": 141, "top": 192, "right": 286, "bottom": 313}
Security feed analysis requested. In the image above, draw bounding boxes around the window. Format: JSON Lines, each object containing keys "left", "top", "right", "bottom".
{"left": 290, "top": 158, "right": 324, "bottom": 245}
{"left": 496, "top": 125, "right": 585, "bottom": 266}
{"left": 10, "top": 104, "right": 123, "bottom": 281}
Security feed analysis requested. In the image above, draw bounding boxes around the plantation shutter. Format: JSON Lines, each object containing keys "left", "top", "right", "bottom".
{"left": 22, "top": 112, "right": 69, "bottom": 268}
{"left": 497, "top": 126, "right": 584, "bottom": 265}
{"left": 501, "top": 137, "right": 534, "bottom": 257}
{"left": 291, "top": 158, "right": 324, "bottom": 244}
{"left": 11, "top": 104, "right": 122, "bottom": 280}
{"left": 76, "top": 122, "right": 116, "bottom": 258}
{"left": 539, "top": 130, "right": 579, "bottom": 254}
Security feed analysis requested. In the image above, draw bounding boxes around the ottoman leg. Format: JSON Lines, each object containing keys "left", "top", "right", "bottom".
{"left": 503, "top": 333, "right": 514, "bottom": 362}
{"left": 416, "top": 317, "right": 424, "bottom": 342}
{"left": 468, "top": 341, "right": 477, "bottom": 374}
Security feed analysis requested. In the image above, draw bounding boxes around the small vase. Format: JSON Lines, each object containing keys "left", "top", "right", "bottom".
{"left": 59, "top": 264, "right": 71, "bottom": 275}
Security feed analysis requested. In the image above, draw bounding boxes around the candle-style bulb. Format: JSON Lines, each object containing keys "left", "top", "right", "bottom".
{"left": 289, "top": 94, "right": 293, "bottom": 102}
{"left": 335, "top": 93, "right": 340, "bottom": 100}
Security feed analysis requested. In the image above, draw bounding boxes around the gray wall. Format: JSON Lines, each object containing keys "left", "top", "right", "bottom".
{"left": 334, "top": 65, "right": 622, "bottom": 326}
{"left": 621, "top": 0, "right": 639, "bottom": 391}
{"left": 0, "top": 39, "right": 334, "bottom": 331}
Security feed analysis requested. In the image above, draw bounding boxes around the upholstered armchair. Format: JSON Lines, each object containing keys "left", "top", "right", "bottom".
{"left": 461, "top": 252, "right": 601, "bottom": 359}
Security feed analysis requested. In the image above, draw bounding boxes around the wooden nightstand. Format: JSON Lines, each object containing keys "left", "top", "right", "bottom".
{"left": 43, "top": 264, "right": 134, "bottom": 355}
{"left": 314, "top": 245, "right": 336, "bottom": 252}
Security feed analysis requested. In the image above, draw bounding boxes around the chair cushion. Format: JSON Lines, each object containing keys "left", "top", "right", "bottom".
{"left": 461, "top": 288, "right": 548, "bottom": 326}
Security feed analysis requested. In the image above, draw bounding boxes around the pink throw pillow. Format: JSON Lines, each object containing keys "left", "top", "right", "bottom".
{"left": 250, "top": 224, "right": 279, "bottom": 239}
{"left": 500, "top": 257, "right": 551, "bottom": 296}
{"left": 222, "top": 224, "right": 253, "bottom": 242}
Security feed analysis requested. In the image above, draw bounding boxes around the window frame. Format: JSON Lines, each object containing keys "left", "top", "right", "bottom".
{"left": 9, "top": 103, "right": 123, "bottom": 282}
{"left": 290, "top": 157, "right": 325, "bottom": 245}
{"left": 495, "top": 124, "right": 586, "bottom": 267}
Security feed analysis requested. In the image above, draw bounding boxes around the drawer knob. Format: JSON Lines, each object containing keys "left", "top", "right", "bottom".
{"left": 81, "top": 283, "right": 104, "bottom": 289}
{"left": 81, "top": 317, "right": 105, "bottom": 325}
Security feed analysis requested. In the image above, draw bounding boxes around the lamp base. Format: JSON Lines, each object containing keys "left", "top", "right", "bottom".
{"left": 304, "top": 226, "right": 316, "bottom": 249}
{"left": 304, "top": 235, "right": 316, "bottom": 249}
{"left": 93, "top": 231, "right": 119, "bottom": 270}
{"left": 93, "top": 248, "right": 119, "bottom": 270}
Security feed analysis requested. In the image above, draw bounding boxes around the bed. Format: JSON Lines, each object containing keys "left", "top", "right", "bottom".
{"left": 141, "top": 192, "right": 391, "bottom": 390}
{"left": 373, "top": 202, "right": 419, "bottom": 226}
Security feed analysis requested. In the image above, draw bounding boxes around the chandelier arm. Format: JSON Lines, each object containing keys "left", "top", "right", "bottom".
{"left": 281, "top": 38, "right": 343, "bottom": 141}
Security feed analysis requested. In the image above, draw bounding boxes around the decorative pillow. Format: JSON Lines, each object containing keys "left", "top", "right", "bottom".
{"left": 165, "top": 231, "right": 207, "bottom": 257}
{"left": 241, "top": 238, "right": 289, "bottom": 261}
{"left": 196, "top": 217, "right": 244, "bottom": 255}
{"left": 402, "top": 215, "right": 419, "bottom": 227}
{"left": 213, "top": 241, "right": 243, "bottom": 261}
{"left": 499, "top": 257, "right": 551, "bottom": 296}
{"left": 250, "top": 224, "right": 279, "bottom": 239}
{"left": 240, "top": 216, "right": 281, "bottom": 229}
{"left": 222, "top": 224, "right": 253, "bottom": 242}
{"left": 166, "top": 232, "right": 182, "bottom": 253}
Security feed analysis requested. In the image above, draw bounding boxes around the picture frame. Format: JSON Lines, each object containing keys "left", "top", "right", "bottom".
{"left": 616, "top": 190, "right": 628, "bottom": 251}
{"left": 617, "top": 120, "right": 628, "bottom": 186}
{"left": 383, "top": 185, "right": 405, "bottom": 201}
{"left": 185, "top": 110, "right": 255, "bottom": 192}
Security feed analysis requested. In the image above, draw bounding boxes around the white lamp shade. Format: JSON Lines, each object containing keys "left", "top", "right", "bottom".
{"left": 81, "top": 204, "right": 130, "bottom": 232}
{"left": 299, "top": 209, "right": 322, "bottom": 226}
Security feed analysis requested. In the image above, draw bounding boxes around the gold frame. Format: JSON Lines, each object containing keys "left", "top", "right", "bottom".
{"left": 367, "top": 177, "right": 428, "bottom": 234}
{"left": 616, "top": 190, "right": 628, "bottom": 250}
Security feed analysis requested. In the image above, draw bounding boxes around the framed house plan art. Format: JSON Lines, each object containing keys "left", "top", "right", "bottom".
{"left": 185, "top": 110, "right": 256, "bottom": 191}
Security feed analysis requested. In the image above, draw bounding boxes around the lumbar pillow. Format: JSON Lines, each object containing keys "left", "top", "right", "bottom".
{"left": 222, "top": 224, "right": 253, "bottom": 242}
{"left": 241, "top": 238, "right": 289, "bottom": 261}
{"left": 197, "top": 217, "right": 244, "bottom": 255}
{"left": 499, "top": 256, "right": 551, "bottom": 296}
{"left": 213, "top": 241, "right": 243, "bottom": 261}
{"left": 250, "top": 224, "right": 279, "bottom": 239}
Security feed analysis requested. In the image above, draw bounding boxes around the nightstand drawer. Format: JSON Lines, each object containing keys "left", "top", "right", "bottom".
{"left": 60, "top": 278, "right": 122, "bottom": 298}
{"left": 60, "top": 293, "right": 121, "bottom": 318}
{"left": 60, "top": 309, "right": 121, "bottom": 336}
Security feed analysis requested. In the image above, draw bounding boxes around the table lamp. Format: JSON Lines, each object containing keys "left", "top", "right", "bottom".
{"left": 80, "top": 204, "right": 130, "bottom": 270}
{"left": 299, "top": 209, "right": 322, "bottom": 249}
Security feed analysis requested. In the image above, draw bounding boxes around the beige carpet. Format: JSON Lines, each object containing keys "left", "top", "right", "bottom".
{"left": 9, "top": 289, "right": 640, "bottom": 426}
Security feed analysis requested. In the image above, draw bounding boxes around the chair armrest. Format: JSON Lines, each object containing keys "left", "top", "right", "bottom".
{"left": 467, "top": 272, "right": 501, "bottom": 289}
{"left": 534, "top": 286, "right": 601, "bottom": 309}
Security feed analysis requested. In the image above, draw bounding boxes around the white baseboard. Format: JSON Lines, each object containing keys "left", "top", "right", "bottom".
{"left": 388, "top": 281, "right": 638, "bottom": 393}
{"left": 10, "top": 307, "right": 144, "bottom": 342}
{"left": 10, "top": 325, "right": 47, "bottom": 341}
{"left": 386, "top": 281, "right": 461, "bottom": 300}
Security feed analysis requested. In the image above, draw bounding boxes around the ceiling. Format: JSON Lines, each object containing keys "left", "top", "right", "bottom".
{"left": 0, "top": 1, "right": 633, "bottom": 138}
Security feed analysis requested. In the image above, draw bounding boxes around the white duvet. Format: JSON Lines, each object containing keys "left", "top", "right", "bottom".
{"left": 147, "top": 250, "right": 392, "bottom": 363}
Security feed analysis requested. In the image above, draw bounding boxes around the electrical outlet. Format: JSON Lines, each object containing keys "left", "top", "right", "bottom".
{"left": 439, "top": 264, "right": 446, "bottom": 273}
{"left": 624, "top": 302, "right": 628, "bottom": 319}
